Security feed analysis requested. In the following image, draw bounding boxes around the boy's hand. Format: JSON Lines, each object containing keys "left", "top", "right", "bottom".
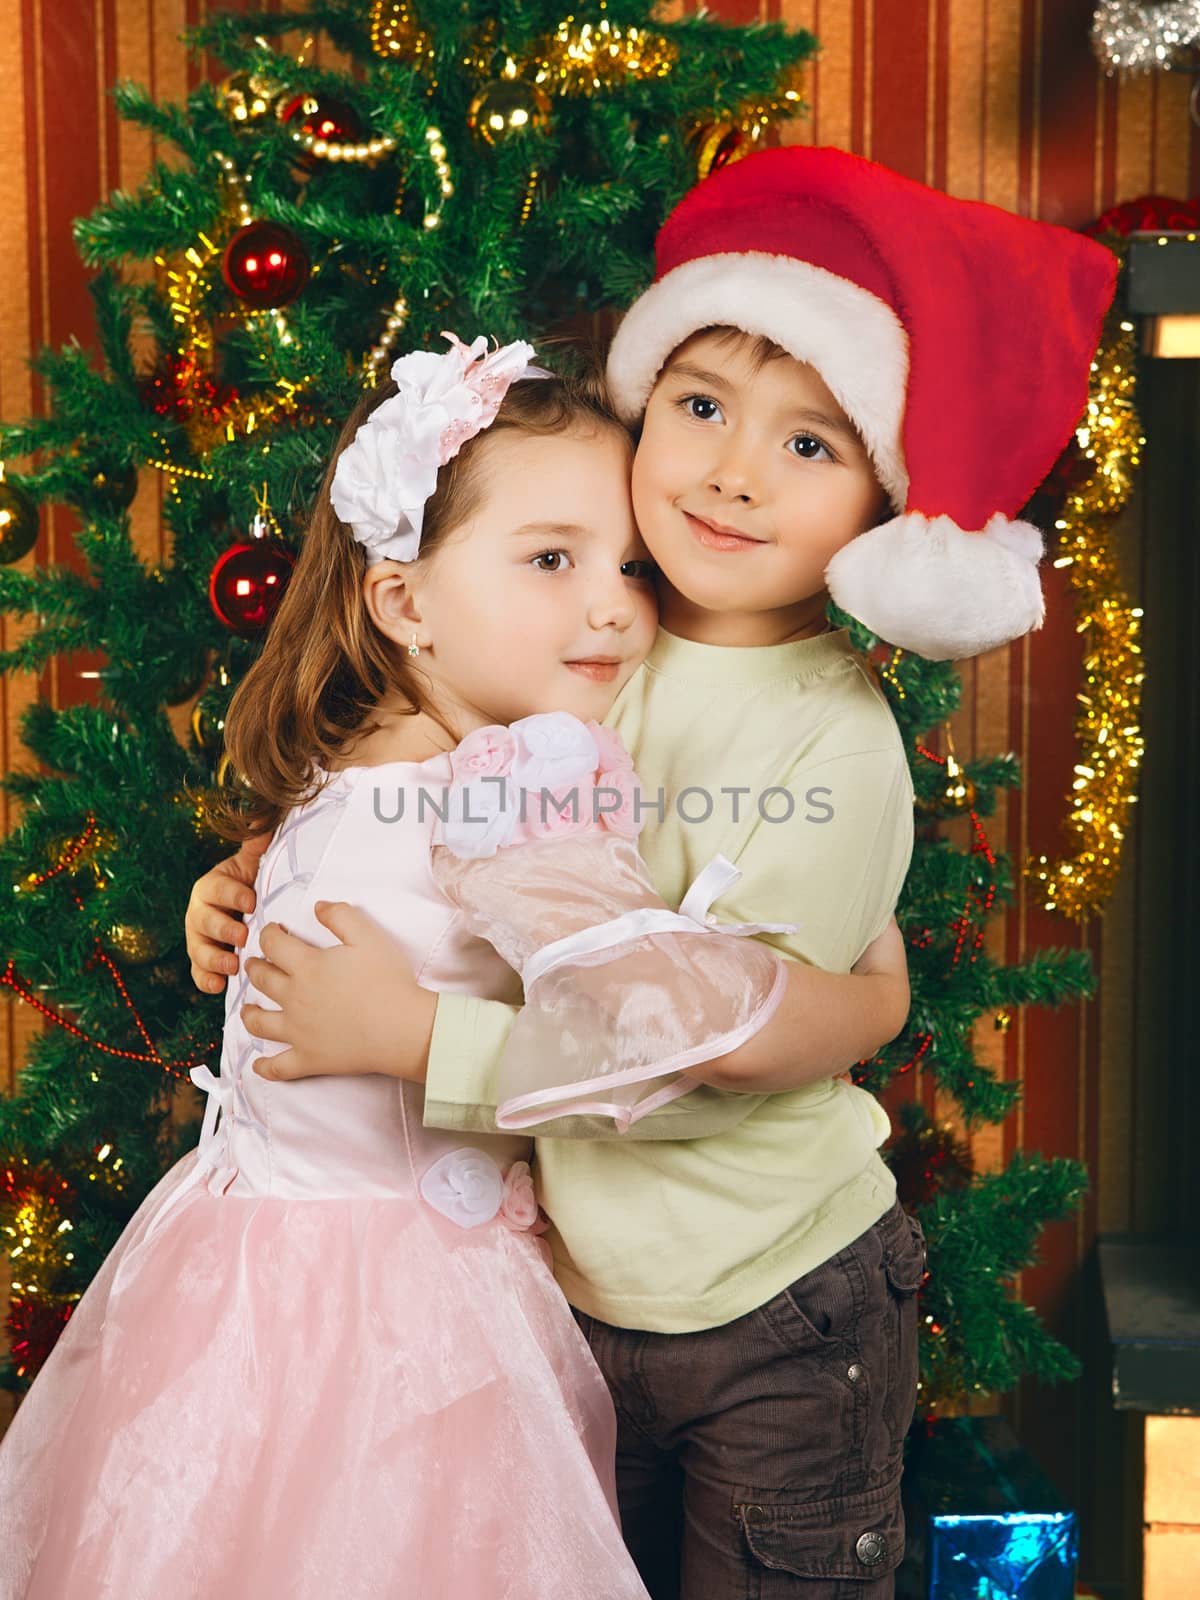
{"left": 242, "top": 902, "right": 436, "bottom": 1083}
{"left": 185, "top": 832, "right": 273, "bottom": 994}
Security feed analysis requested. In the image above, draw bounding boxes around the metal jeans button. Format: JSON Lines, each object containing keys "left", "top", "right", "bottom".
{"left": 856, "top": 1530, "right": 887, "bottom": 1566}
{"left": 847, "top": 1361, "right": 864, "bottom": 1383}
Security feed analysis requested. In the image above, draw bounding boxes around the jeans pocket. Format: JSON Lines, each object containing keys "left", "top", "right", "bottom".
{"left": 763, "top": 1242, "right": 868, "bottom": 1352}
{"left": 736, "top": 1480, "right": 904, "bottom": 1587}
{"left": 881, "top": 1207, "right": 927, "bottom": 1295}
{"left": 880, "top": 1210, "right": 924, "bottom": 1458}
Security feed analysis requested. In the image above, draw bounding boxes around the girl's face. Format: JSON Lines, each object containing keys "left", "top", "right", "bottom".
{"left": 630, "top": 330, "right": 886, "bottom": 645}
{"left": 401, "top": 426, "right": 658, "bottom": 732}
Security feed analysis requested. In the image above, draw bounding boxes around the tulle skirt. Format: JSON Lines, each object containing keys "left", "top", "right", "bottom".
{"left": 0, "top": 1154, "right": 646, "bottom": 1600}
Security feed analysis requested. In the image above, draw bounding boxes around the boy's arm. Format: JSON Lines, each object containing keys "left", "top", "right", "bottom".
{"left": 185, "top": 834, "right": 272, "bottom": 992}
{"left": 688, "top": 917, "right": 908, "bottom": 1092}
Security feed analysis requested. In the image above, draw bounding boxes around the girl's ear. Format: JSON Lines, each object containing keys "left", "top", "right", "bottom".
{"left": 362, "top": 562, "right": 426, "bottom": 648}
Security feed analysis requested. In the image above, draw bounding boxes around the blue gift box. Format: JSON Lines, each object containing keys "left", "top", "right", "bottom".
{"left": 926, "top": 1509, "right": 1078, "bottom": 1598}
{"left": 897, "top": 1416, "right": 1079, "bottom": 1600}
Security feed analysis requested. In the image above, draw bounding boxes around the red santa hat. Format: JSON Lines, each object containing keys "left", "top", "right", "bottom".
{"left": 607, "top": 146, "right": 1118, "bottom": 661}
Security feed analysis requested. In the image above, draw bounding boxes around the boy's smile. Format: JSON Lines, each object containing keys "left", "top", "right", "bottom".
{"left": 631, "top": 328, "right": 889, "bottom": 647}
{"left": 682, "top": 510, "right": 767, "bottom": 552}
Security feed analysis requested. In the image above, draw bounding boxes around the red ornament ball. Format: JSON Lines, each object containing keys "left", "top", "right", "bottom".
{"left": 279, "top": 91, "right": 364, "bottom": 147}
{"left": 209, "top": 540, "right": 295, "bottom": 634}
{"left": 222, "top": 221, "right": 310, "bottom": 310}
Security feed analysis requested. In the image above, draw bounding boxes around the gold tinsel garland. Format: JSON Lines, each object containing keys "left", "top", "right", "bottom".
{"left": 1025, "top": 298, "right": 1145, "bottom": 919}
{"left": 531, "top": 14, "right": 678, "bottom": 93}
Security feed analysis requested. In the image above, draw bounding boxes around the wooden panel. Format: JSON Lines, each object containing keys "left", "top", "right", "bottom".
{"left": 1144, "top": 1527, "right": 1200, "bottom": 1600}
{"left": 1145, "top": 1416, "right": 1200, "bottom": 1528}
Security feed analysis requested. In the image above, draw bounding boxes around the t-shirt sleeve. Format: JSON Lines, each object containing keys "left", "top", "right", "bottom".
{"left": 423, "top": 991, "right": 766, "bottom": 1141}
{"left": 718, "top": 741, "right": 914, "bottom": 974}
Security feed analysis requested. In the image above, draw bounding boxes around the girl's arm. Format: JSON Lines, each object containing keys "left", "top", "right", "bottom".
{"left": 219, "top": 908, "right": 902, "bottom": 1094}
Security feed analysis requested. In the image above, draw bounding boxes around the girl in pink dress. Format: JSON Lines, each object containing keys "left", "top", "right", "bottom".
{"left": 0, "top": 337, "right": 672, "bottom": 1600}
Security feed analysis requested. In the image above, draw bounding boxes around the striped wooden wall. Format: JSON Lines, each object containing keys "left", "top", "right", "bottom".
{"left": 0, "top": 0, "right": 1188, "bottom": 1572}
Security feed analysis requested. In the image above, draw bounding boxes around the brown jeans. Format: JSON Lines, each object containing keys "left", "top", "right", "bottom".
{"left": 574, "top": 1201, "right": 926, "bottom": 1600}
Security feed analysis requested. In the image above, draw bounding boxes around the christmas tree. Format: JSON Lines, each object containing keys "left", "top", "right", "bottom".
{"left": 838, "top": 625, "right": 1094, "bottom": 1408}
{"left": 0, "top": 0, "right": 1090, "bottom": 1408}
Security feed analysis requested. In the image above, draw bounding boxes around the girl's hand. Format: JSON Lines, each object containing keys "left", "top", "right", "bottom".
{"left": 185, "top": 832, "right": 273, "bottom": 994}
{"left": 242, "top": 902, "right": 437, "bottom": 1083}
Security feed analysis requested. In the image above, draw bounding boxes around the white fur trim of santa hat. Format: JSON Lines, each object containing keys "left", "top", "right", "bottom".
{"left": 825, "top": 512, "right": 1046, "bottom": 661}
{"left": 607, "top": 252, "right": 911, "bottom": 511}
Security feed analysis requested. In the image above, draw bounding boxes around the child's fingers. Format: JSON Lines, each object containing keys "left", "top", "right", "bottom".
{"left": 242, "top": 955, "right": 285, "bottom": 1003}
{"left": 205, "top": 881, "right": 256, "bottom": 917}
{"left": 191, "top": 909, "right": 248, "bottom": 950}
{"left": 241, "top": 1002, "right": 289, "bottom": 1044}
{"left": 190, "top": 960, "right": 227, "bottom": 995}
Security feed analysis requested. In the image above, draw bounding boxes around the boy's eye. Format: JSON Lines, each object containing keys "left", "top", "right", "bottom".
{"left": 789, "top": 433, "right": 834, "bottom": 462}
{"left": 531, "top": 550, "right": 570, "bottom": 572}
{"left": 680, "top": 395, "right": 723, "bottom": 423}
{"left": 621, "top": 559, "right": 658, "bottom": 582}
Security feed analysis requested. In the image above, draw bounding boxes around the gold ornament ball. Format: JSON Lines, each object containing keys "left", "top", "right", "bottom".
{"left": 994, "top": 1011, "right": 1012, "bottom": 1033}
{"left": 467, "top": 79, "right": 552, "bottom": 146}
{"left": 217, "top": 71, "right": 277, "bottom": 125}
{"left": 191, "top": 700, "right": 224, "bottom": 753}
{"left": 916, "top": 758, "right": 978, "bottom": 818}
{"left": 216, "top": 752, "right": 253, "bottom": 791}
{"left": 692, "top": 120, "right": 764, "bottom": 183}
{"left": 103, "top": 923, "right": 163, "bottom": 964}
{"left": 0, "top": 477, "right": 39, "bottom": 565}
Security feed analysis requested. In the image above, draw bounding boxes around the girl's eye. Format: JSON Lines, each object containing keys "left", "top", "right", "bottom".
{"left": 680, "top": 395, "right": 723, "bottom": 423}
{"left": 621, "top": 560, "right": 658, "bottom": 582}
{"left": 789, "top": 433, "right": 834, "bottom": 462}
{"left": 531, "top": 550, "right": 570, "bottom": 572}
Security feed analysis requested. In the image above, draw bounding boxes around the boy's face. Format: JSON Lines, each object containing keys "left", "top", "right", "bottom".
{"left": 631, "top": 329, "right": 887, "bottom": 645}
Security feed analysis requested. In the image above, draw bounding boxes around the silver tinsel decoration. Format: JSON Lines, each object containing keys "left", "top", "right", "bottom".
{"left": 1092, "top": 0, "right": 1200, "bottom": 73}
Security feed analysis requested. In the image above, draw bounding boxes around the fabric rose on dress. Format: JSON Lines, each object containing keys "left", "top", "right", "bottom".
{"left": 441, "top": 776, "right": 517, "bottom": 860}
{"left": 449, "top": 724, "right": 516, "bottom": 782}
{"left": 596, "top": 768, "right": 644, "bottom": 839}
{"left": 419, "top": 1148, "right": 504, "bottom": 1229}
{"left": 511, "top": 712, "right": 600, "bottom": 792}
{"left": 521, "top": 782, "right": 595, "bottom": 843}
{"left": 498, "top": 1161, "right": 545, "bottom": 1232}
{"left": 587, "top": 721, "right": 635, "bottom": 774}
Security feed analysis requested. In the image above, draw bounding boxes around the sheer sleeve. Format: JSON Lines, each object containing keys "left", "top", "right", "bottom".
{"left": 429, "top": 713, "right": 793, "bottom": 1132}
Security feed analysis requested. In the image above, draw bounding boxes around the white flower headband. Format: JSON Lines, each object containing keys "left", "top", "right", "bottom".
{"left": 331, "top": 332, "right": 541, "bottom": 564}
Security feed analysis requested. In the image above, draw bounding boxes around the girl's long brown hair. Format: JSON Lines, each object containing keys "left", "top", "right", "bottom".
{"left": 205, "top": 363, "right": 626, "bottom": 843}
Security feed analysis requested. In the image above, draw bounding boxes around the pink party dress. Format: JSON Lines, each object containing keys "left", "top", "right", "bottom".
{"left": 0, "top": 752, "right": 647, "bottom": 1600}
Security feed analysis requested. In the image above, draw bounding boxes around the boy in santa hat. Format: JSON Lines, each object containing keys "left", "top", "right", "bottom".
{"left": 188, "top": 147, "right": 1115, "bottom": 1595}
